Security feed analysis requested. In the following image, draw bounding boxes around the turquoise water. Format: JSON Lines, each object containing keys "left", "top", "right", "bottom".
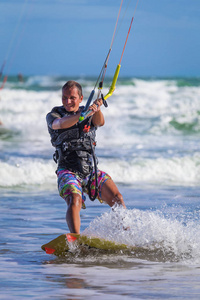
{"left": 0, "top": 76, "right": 200, "bottom": 299}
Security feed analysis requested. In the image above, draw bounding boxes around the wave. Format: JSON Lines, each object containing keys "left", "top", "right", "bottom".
{"left": 0, "top": 153, "right": 200, "bottom": 188}
{"left": 1, "top": 76, "right": 200, "bottom": 189}
{"left": 1, "top": 84, "right": 200, "bottom": 140}
{"left": 2, "top": 75, "right": 200, "bottom": 91}
{"left": 0, "top": 157, "right": 56, "bottom": 188}
{"left": 99, "top": 153, "right": 200, "bottom": 187}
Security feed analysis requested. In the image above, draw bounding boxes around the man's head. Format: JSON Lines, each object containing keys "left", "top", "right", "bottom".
{"left": 62, "top": 81, "right": 83, "bottom": 112}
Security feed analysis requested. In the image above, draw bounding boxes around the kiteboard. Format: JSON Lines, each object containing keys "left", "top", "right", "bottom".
{"left": 41, "top": 233, "right": 133, "bottom": 256}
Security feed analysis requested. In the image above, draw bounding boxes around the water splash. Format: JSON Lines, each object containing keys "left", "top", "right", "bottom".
{"left": 84, "top": 205, "right": 200, "bottom": 263}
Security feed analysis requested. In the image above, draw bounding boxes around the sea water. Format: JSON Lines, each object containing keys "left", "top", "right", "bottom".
{"left": 0, "top": 76, "right": 200, "bottom": 299}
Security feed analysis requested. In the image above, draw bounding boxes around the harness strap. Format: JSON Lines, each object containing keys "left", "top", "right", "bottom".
{"left": 87, "top": 138, "right": 98, "bottom": 201}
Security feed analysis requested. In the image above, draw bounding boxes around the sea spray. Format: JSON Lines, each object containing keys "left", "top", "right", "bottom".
{"left": 84, "top": 205, "right": 200, "bottom": 263}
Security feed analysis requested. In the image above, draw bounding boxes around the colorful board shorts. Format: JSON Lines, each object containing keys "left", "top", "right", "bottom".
{"left": 57, "top": 169, "right": 111, "bottom": 209}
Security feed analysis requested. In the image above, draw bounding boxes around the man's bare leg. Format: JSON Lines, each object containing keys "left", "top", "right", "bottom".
{"left": 101, "top": 179, "right": 126, "bottom": 208}
{"left": 65, "top": 180, "right": 125, "bottom": 234}
{"left": 66, "top": 193, "right": 82, "bottom": 234}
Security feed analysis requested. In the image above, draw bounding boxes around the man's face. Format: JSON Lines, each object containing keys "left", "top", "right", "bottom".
{"left": 62, "top": 87, "right": 83, "bottom": 112}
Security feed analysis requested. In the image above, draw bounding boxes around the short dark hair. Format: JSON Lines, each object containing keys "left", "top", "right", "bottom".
{"left": 62, "top": 81, "right": 83, "bottom": 98}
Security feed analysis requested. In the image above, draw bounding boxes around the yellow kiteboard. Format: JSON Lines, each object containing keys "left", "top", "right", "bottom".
{"left": 41, "top": 233, "right": 132, "bottom": 256}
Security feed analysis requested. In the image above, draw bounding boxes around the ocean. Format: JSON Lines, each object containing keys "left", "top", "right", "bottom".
{"left": 0, "top": 75, "right": 200, "bottom": 299}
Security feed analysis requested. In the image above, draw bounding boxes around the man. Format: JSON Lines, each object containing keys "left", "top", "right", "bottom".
{"left": 46, "top": 80, "right": 125, "bottom": 234}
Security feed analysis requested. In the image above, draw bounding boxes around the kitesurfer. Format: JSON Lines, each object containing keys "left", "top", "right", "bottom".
{"left": 46, "top": 80, "right": 126, "bottom": 234}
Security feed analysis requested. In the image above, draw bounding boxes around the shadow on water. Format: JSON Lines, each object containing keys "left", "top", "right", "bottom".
{"left": 42, "top": 243, "right": 194, "bottom": 266}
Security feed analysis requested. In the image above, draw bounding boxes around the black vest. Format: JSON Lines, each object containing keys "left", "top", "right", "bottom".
{"left": 48, "top": 109, "right": 97, "bottom": 178}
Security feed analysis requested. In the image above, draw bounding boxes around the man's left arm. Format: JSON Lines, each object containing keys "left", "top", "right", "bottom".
{"left": 90, "top": 99, "right": 105, "bottom": 127}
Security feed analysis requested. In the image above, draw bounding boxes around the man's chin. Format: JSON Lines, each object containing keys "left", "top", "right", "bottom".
{"left": 65, "top": 107, "right": 74, "bottom": 112}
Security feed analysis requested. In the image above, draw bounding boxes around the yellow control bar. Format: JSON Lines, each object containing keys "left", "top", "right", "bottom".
{"left": 104, "top": 64, "right": 121, "bottom": 100}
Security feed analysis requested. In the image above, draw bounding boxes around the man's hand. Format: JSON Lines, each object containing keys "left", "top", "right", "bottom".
{"left": 88, "top": 98, "right": 103, "bottom": 116}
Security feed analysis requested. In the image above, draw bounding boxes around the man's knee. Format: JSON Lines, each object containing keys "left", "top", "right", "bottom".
{"left": 66, "top": 194, "right": 82, "bottom": 207}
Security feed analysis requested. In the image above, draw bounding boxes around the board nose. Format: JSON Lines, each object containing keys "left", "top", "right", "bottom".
{"left": 44, "top": 247, "right": 55, "bottom": 254}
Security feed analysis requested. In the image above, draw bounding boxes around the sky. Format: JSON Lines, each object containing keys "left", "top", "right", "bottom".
{"left": 0, "top": 0, "right": 200, "bottom": 78}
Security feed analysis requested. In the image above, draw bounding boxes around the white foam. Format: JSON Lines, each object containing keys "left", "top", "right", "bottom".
{"left": 0, "top": 152, "right": 199, "bottom": 188}
{"left": 0, "top": 157, "right": 57, "bottom": 188}
{"left": 99, "top": 153, "right": 200, "bottom": 186}
{"left": 84, "top": 205, "right": 200, "bottom": 263}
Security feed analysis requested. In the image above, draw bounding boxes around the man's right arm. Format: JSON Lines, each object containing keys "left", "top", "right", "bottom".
{"left": 52, "top": 112, "right": 82, "bottom": 130}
